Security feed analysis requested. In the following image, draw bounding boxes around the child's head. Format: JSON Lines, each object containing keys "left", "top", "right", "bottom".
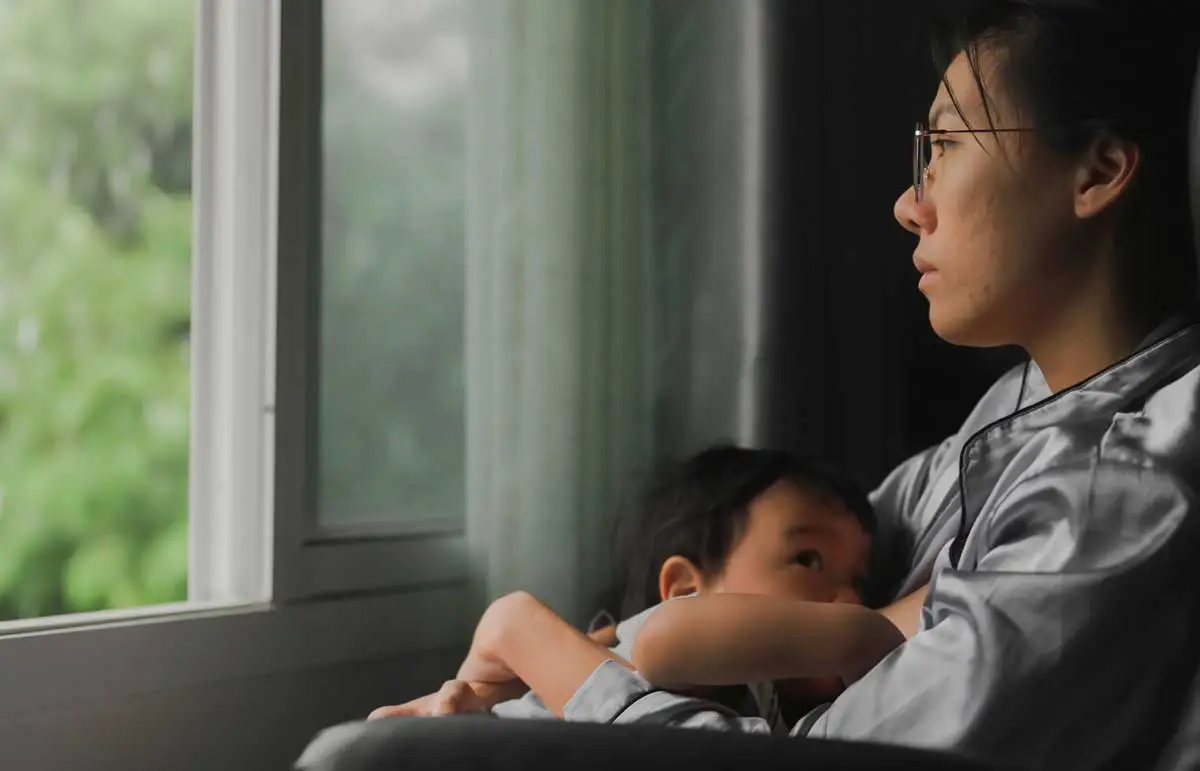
{"left": 614, "top": 444, "right": 874, "bottom": 619}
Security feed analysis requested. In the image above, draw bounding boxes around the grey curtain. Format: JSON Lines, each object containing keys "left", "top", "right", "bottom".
{"left": 464, "top": 0, "right": 771, "bottom": 625}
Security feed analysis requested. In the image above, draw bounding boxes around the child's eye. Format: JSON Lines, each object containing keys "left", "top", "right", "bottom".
{"left": 794, "top": 550, "right": 824, "bottom": 570}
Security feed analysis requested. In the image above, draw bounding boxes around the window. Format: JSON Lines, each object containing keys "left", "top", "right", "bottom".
{"left": 0, "top": 0, "right": 195, "bottom": 622}
{"left": 0, "top": 0, "right": 278, "bottom": 624}
{"left": 271, "top": 0, "right": 470, "bottom": 602}
{"left": 320, "top": 0, "right": 467, "bottom": 533}
{"left": 0, "top": 0, "right": 766, "bottom": 729}
{"left": 0, "top": 1, "right": 453, "bottom": 716}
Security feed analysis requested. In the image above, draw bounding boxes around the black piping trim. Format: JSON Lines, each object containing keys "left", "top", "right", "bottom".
{"left": 947, "top": 322, "right": 1199, "bottom": 568}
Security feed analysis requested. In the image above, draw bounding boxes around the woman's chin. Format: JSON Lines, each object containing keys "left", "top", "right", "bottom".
{"left": 928, "top": 306, "right": 1002, "bottom": 348}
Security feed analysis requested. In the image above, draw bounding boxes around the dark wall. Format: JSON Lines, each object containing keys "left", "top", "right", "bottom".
{"left": 759, "top": 0, "right": 1022, "bottom": 488}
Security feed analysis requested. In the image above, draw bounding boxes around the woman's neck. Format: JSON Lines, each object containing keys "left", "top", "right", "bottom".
{"left": 1024, "top": 298, "right": 1163, "bottom": 395}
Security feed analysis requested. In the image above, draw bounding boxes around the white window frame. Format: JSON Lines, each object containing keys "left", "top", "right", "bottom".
{"left": 188, "top": 0, "right": 277, "bottom": 606}
{"left": 0, "top": 0, "right": 467, "bottom": 718}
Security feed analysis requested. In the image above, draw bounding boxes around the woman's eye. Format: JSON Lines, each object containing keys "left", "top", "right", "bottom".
{"left": 794, "top": 551, "right": 824, "bottom": 570}
{"left": 931, "top": 138, "right": 952, "bottom": 156}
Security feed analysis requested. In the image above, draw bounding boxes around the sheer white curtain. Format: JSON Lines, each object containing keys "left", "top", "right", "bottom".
{"left": 464, "top": 0, "right": 768, "bottom": 625}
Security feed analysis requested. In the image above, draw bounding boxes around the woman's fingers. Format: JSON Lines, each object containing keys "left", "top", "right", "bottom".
{"left": 431, "top": 680, "right": 486, "bottom": 716}
{"left": 367, "top": 702, "right": 422, "bottom": 720}
{"left": 369, "top": 680, "right": 488, "bottom": 720}
{"left": 367, "top": 689, "right": 441, "bottom": 720}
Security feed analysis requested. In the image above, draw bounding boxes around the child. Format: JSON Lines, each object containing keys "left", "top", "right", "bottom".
{"left": 369, "top": 445, "right": 923, "bottom": 733}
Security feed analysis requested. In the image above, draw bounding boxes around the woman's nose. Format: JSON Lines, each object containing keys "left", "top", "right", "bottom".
{"left": 893, "top": 186, "right": 933, "bottom": 236}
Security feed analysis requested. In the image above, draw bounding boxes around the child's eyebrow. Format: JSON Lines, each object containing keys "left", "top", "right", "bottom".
{"left": 783, "top": 524, "right": 828, "bottom": 539}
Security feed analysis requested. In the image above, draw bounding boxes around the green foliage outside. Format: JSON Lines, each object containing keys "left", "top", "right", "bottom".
{"left": 0, "top": 1, "right": 468, "bottom": 620}
{"left": 0, "top": 0, "right": 193, "bottom": 620}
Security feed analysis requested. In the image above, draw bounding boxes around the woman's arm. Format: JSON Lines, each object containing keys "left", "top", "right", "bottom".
{"left": 797, "top": 465, "right": 1197, "bottom": 767}
{"left": 863, "top": 438, "right": 957, "bottom": 605}
{"left": 465, "top": 590, "right": 633, "bottom": 718}
{"left": 878, "top": 583, "right": 929, "bottom": 640}
{"left": 631, "top": 593, "right": 911, "bottom": 688}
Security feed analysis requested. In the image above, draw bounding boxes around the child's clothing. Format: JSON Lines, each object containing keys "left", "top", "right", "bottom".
{"left": 490, "top": 598, "right": 788, "bottom": 735}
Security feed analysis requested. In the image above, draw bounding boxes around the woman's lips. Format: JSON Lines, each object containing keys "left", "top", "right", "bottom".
{"left": 914, "top": 255, "right": 939, "bottom": 291}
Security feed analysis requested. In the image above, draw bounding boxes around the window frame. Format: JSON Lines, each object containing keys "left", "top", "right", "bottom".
{"left": 272, "top": 0, "right": 469, "bottom": 602}
{"left": 188, "top": 0, "right": 277, "bottom": 606}
{"left": 0, "top": 0, "right": 467, "bottom": 717}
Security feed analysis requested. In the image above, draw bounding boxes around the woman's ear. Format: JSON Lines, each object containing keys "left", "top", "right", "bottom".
{"left": 658, "top": 555, "right": 707, "bottom": 601}
{"left": 1073, "top": 133, "right": 1140, "bottom": 219}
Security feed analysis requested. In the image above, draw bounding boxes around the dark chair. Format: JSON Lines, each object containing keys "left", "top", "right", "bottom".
{"left": 294, "top": 714, "right": 1015, "bottom": 771}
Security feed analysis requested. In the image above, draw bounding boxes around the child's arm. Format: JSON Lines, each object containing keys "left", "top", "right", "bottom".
{"left": 459, "top": 590, "right": 633, "bottom": 718}
{"left": 630, "top": 589, "right": 921, "bottom": 689}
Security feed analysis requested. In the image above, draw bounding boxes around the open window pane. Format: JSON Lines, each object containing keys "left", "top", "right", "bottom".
{"left": 319, "top": 0, "right": 467, "bottom": 531}
{"left": 0, "top": 0, "right": 195, "bottom": 621}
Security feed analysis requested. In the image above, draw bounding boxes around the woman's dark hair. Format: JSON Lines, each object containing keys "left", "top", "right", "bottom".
{"left": 931, "top": 0, "right": 1200, "bottom": 320}
{"left": 603, "top": 444, "right": 875, "bottom": 621}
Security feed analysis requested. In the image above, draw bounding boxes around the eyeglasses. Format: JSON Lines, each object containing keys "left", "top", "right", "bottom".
{"left": 913, "top": 122, "right": 1035, "bottom": 202}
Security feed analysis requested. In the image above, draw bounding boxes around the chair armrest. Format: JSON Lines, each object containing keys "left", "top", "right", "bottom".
{"left": 295, "top": 715, "right": 1016, "bottom": 771}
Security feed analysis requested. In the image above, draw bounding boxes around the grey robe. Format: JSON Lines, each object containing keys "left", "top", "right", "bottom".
{"left": 568, "top": 318, "right": 1200, "bottom": 770}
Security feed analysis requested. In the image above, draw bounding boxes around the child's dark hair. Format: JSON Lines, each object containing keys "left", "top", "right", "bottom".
{"left": 608, "top": 444, "right": 875, "bottom": 620}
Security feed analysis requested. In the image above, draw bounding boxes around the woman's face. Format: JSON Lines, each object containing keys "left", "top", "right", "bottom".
{"left": 893, "top": 50, "right": 1089, "bottom": 349}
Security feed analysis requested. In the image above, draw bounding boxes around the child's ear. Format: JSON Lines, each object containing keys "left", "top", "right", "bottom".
{"left": 658, "top": 556, "right": 707, "bottom": 601}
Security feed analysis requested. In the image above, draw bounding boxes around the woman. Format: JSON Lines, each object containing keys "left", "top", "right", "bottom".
{"left": 335, "top": 2, "right": 1200, "bottom": 770}
{"left": 776, "top": 2, "right": 1200, "bottom": 765}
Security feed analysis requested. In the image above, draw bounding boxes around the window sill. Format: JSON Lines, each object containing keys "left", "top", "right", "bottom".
{"left": 0, "top": 582, "right": 470, "bottom": 720}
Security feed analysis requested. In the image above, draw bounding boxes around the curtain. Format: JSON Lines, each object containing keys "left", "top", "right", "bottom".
{"left": 464, "top": 0, "right": 769, "bottom": 626}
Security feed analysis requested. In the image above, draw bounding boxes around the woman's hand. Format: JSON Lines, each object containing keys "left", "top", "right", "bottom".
{"left": 368, "top": 679, "right": 526, "bottom": 720}
{"left": 877, "top": 582, "right": 929, "bottom": 640}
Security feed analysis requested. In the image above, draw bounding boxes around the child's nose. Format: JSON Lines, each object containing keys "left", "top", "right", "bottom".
{"left": 834, "top": 586, "right": 863, "bottom": 605}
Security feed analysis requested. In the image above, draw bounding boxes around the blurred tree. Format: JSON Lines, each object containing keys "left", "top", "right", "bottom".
{"left": 0, "top": 0, "right": 470, "bottom": 619}
{"left": 0, "top": 0, "right": 193, "bottom": 619}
